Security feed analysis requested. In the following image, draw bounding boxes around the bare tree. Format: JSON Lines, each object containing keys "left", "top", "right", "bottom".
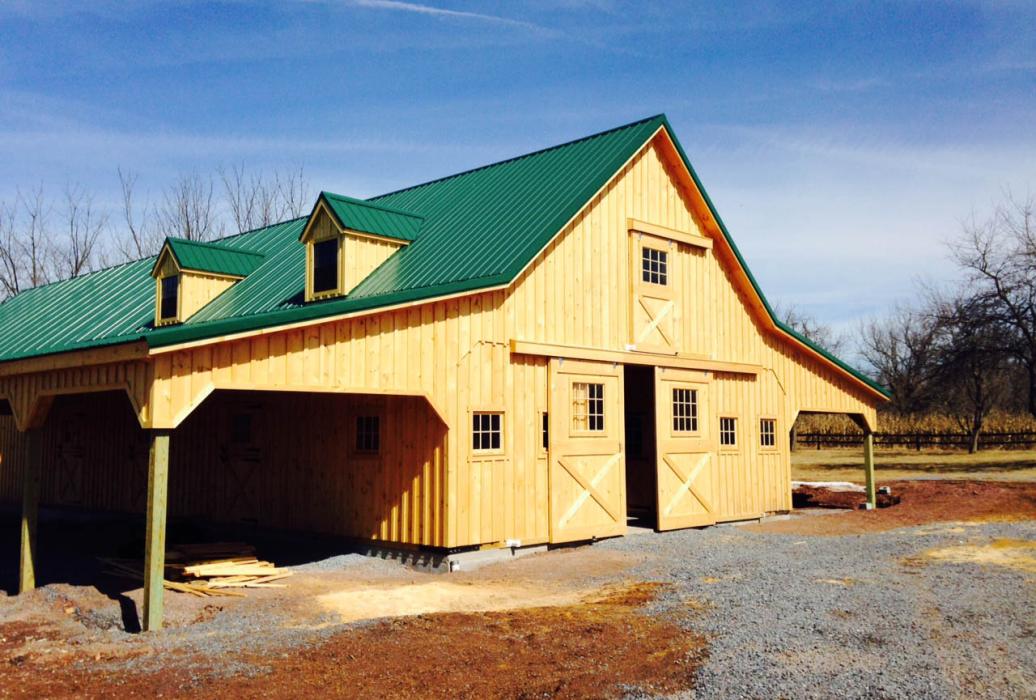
{"left": 859, "top": 304, "right": 942, "bottom": 414}
{"left": 221, "top": 163, "right": 312, "bottom": 233}
{"left": 58, "top": 183, "right": 107, "bottom": 279}
{"left": 118, "top": 168, "right": 163, "bottom": 260}
{"left": 220, "top": 164, "right": 280, "bottom": 233}
{"left": 0, "top": 201, "right": 20, "bottom": 298}
{"left": 158, "top": 172, "right": 222, "bottom": 242}
{"left": 775, "top": 301, "right": 849, "bottom": 356}
{"left": 18, "top": 185, "right": 52, "bottom": 289}
{"left": 932, "top": 294, "right": 1010, "bottom": 452}
{"left": 276, "top": 165, "right": 311, "bottom": 219}
{"left": 951, "top": 194, "right": 1036, "bottom": 417}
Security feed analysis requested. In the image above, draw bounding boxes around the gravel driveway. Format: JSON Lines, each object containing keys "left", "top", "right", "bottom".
{"left": 601, "top": 518, "right": 1036, "bottom": 699}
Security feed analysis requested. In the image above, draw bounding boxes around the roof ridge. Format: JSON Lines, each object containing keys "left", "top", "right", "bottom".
{"left": 367, "top": 113, "right": 665, "bottom": 202}
{"left": 166, "top": 237, "right": 266, "bottom": 259}
{"left": 321, "top": 192, "right": 424, "bottom": 220}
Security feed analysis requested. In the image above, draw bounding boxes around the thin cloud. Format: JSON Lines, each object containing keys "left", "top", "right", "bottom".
{"left": 349, "top": 0, "right": 548, "bottom": 32}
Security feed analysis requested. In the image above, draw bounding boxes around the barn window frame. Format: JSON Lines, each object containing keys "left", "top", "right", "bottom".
{"left": 354, "top": 414, "right": 381, "bottom": 455}
{"left": 719, "top": 416, "right": 738, "bottom": 449}
{"left": 310, "top": 237, "right": 342, "bottom": 299}
{"left": 672, "top": 387, "right": 699, "bottom": 434}
{"left": 759, "top": 417, "right": 777, "bottom": 450}
{"left": 571, "top": 381, "right": 605, "bottom": 433}
{"left": 157, "top": 274, "right": 181, "bottom": 325}
{"left": 472, "top": 411, "right": 504, "bottom": 455}
{"left": 641, "top": 246, "right": 668, "bottom": 286}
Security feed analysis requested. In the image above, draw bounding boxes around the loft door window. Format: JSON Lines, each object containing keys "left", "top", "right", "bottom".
{"left": 641, "top": 247, "right": 668, "bottom": 285}
{"left": 160, "top": 275, "right": 179, "bottom": 321}
{"left": 313, "top": 239, "right": 339, "bottom": 294}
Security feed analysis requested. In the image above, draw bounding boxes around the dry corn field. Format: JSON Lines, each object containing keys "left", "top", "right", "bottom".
{"left": 796, "top": 411, "right": 1036, "bottom": 435}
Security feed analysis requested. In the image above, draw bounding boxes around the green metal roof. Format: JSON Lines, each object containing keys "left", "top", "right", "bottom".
{"left": 155, "top": 238, "right": 266, "bottom": 278}
{"left": 0, "top": 114, "right": 888, "bottom": 398}
{"left": 316, "top": 192, "right": 423, "bottom": 242}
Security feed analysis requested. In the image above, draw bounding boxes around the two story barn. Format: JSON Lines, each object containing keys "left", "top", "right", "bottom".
{"left": 0, "top": 115, "right": 889, "bottom": 629}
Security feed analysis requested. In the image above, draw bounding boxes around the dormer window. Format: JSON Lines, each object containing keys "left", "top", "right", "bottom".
{"left": 159, "top": 275, "right": 180, "bottom": 322}
{"left": 300, "top": 192, "right": 422, "bottom": 303}
{"left": 312, "top": 238, "right": 341, "bottom": 297}
{"left": 151, "top": 238, "right": 264, "bottom": 326}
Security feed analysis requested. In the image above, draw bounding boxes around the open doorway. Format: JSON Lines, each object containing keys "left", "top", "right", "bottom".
{"left": 623, "top": 365, "right": 657, "bottom": 528}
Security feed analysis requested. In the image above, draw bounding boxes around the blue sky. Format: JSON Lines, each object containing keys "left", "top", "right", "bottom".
{"left": 1, "top": 0, "right": 1034, "bottom": 335}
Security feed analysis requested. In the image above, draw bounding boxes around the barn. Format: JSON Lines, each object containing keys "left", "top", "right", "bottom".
{"left": 0, "top": 114, "right": 889, "bottom": 629}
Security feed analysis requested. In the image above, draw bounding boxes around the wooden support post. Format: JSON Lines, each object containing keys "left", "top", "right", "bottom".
{"left": 863, "top": 431, "right": 876, "bottom": 509}
{"left": 19, "top": 430, "right": 42, "bottom": 594}
{"left": 143, "top": 430, "right": 170, "bottom": 632}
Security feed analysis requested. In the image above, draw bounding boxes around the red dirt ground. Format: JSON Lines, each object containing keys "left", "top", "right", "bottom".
{"left": 749, "top": 480, "right": 1036, "bottom": 536}
{"left": 0, "top": 583, "right": 707, "bottom": 700}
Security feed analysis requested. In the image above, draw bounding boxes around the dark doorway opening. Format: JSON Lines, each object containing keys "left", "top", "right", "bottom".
{"left": 623, "top": 365, "right": 657, "bottom": 528}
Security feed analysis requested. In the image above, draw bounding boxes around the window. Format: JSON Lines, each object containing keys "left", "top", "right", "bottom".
{"left": 312, "top": 238, "right": 339, "bottom": 294}
{"left": 641, "top": 247, "right": 668, "bottom": 285}
{"left": 760, "top": 418, "right": 776, "bottom": 448}
{"left": 672, "top": 388, "right": 698, "bottom": 432}
{"left": 720, "top": 417, "right": 738, "bottom": 447}
{"left": 230, "top": 413, "right": 253, "bottom": 445}
{"left": 572, "top": 382, "right": 604, "bottom": 431}
{"left": 356, "top": 415, "right": 380, "bottom": 453}
{"left": 541, "top": 412, "right": 549, "bottom": 451}
{"left": 472, "top": 412, "right": 502, "bottom": 452}
{"left": 160, "top": 275, "right": 179, "bottom": 321}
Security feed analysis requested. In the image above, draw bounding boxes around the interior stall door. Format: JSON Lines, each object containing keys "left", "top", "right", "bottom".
{"left": 548, "top": 358, "right": 626, "bottom": 543}
{"left": 654, "top": 367, "right": 717, "bottom": 530}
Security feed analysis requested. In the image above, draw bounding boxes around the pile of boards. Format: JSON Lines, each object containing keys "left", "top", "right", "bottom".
{"left": 100, "top": 542, "right": 293, "bottom": 598}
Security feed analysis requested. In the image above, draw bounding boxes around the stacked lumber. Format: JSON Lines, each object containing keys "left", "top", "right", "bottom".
{"left": 99, "top": 542, "right": 292, "bottom": 598}
{"left": 168, "top": 542, "right": 293, "bottom": 591}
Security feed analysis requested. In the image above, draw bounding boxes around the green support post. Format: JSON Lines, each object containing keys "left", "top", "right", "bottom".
{"left": 864, "top": 431, "right": 876, "bottom": 509}
{"left": 19, "top": 430, "right": 42, "bottom": 594}
{"left": 143, "top": 430, "right": 170, "bottom": 632}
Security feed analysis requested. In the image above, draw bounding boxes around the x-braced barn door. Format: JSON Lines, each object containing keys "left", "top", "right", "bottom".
{"left": 654, "top": 367, "right": 717, "bottom": 530}
{"left": 548, "top": 358, "right": 626, "bottom": 543}
{"left": 630, "top": 233, "right": 679, "bottom": 352}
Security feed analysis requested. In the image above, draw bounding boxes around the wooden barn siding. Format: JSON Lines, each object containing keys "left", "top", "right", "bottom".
{"left": 0, "top": 360, "right": 153, "bottom": 430}
{"left": 0, "top": 132, "right": 880, "bottom": 549}
{"left": 506, "top": 135, "right": 877, "bottom": 520}
{"left": 0, "top": 391, "right": 447, "bottom": 546}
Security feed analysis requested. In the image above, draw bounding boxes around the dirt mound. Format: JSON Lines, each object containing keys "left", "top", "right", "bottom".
{"left": 0, "top": 582, "right": 707, "bottom": 699}
{"left": 751, "top": 480, "right": 1036, "bottom": 536}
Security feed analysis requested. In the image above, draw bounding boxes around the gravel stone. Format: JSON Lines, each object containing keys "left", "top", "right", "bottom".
{"left": 601, "top": 520, "right": 1036, "bottom": 699}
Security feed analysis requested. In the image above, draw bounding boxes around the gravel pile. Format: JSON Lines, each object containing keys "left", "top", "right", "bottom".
{"left": 601, "top": 520, "right": 1036, "bottom": 699}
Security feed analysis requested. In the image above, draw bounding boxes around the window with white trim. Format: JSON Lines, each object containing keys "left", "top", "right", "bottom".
{"left": 472, "top": 412, "right": 503, "bottom": 452}
{"left": 572, "top": 382, "right": 605, "bottom": 432}
{"left": 672, "top": 388, "right": 698, "bottom": 433}
{"left": 760, "top": 418, "right": 776, "bottom": 448}
{"left": 641, "top": 247, "right": 668, "bottom": 285}
{"left": 356, "top": 415, "right": 380, "bottom": 453}
{"left": 720, "top": 417, "right": 738, "bottom": 447}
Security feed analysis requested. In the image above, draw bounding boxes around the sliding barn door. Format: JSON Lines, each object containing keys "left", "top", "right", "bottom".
{"left": 630, "top": 233, "right": 678, "bottom": 353}
{"left": 548, "top": 359, "right": 626, "bottom": 543}
{"left": 654, "top": 367, "right": 717, "bottom": 530}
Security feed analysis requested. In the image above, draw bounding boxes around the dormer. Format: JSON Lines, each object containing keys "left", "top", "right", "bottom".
{"left": 300, "top": 192, "right": 422, "bottom": 302}
{"left": 151, "top": 238, "right": 265, "bottom": 326}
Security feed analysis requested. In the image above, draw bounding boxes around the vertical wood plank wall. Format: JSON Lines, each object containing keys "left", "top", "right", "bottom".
{"left": 0, "top": 391, "right": 447, "bottom": 547}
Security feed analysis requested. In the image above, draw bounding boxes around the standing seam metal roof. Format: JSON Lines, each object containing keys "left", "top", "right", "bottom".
{"left": 0, "top": 114, "right": 888, "bottom": 398}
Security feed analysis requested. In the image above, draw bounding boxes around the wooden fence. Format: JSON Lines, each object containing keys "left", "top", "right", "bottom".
{"left": 795, "top": 432, "right": 1036, "bottom": 451}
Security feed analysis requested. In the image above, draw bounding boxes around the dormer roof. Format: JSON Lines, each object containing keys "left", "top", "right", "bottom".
{"left": 302, "top": 192, "right": 423, "bottom": 243}
{"left": 151, "top": 238, "right": 266, "bottom": 279}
